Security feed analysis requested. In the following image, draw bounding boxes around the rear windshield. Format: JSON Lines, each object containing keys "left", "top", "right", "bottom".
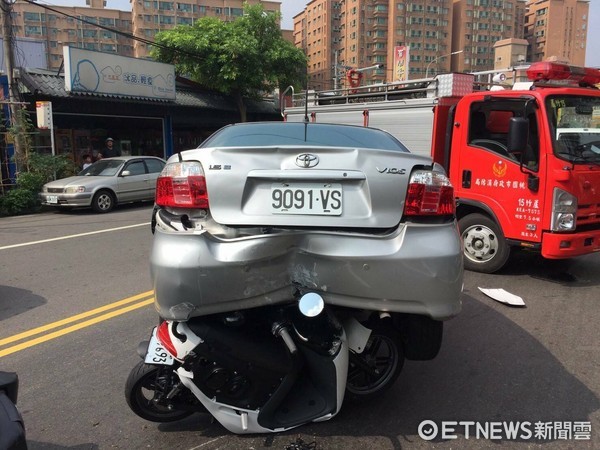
{"left": 201, "top": 122, "right": 410, "bottom": 152}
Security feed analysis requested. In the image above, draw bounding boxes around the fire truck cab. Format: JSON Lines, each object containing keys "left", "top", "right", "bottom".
{"left": 282, "top": 62, "right": 600, "bottom": 273}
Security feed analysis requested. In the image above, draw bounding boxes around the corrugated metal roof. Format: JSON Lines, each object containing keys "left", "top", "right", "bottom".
{"left": 18, "top": 68, "right": 278, "bottom": 114}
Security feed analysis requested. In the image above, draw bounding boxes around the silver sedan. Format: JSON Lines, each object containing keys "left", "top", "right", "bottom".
{"left": 151, "top": 122, "right": 463, "bottom": 321}
{"left": 40, "top": 156, "right": 166, "bottom": 213}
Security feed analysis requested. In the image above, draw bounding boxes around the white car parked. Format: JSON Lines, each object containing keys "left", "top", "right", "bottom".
{"left": 40, "top": 156, "right": 166, "bottom": 213}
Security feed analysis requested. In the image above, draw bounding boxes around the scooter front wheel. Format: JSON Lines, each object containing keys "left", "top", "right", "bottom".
{"left": 125, "top": 361, "right": 194, "bottom": 423}
{"left": 345, "top": 321, "right": 404, "bottom": 402}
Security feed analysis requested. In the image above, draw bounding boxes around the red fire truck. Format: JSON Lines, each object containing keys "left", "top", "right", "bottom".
{"left": 282, "top": 62, "right": 600, "bottom": 273}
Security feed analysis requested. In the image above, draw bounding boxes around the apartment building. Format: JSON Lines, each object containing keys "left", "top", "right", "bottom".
{"left": 294, "top": 0, "right": 453, "bottom": 89}
{"left": 524, "top": 0, "right": 589, "bottom": 65}
{"left": 294, "top": 0, "right": 531, "bottom": 88}
{"left": 387, "top": 0, "right": 454, "bottom": 80}
{"left": 131, "top": 0, "right": 281, "bottom": 59}
{"left": 451, "top": 0, "right": 526, "bottom": 74}
{"left": 10, "top": 0, "right": 280, "bottom": 71}
{"left": 11, "top": 0, "right": 133, "bottom": 71}
{"left": 293, "top": 0, "right": 386, "bottom": 90}
{"left": 293, "top": 0, "right": 336, "bottom": 91}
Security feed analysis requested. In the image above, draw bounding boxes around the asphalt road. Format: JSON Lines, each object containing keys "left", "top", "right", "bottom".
{"left": 0, "top": 205, "right": 599, "bottom": 449}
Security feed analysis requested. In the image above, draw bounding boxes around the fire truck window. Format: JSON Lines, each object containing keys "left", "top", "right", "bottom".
{"left": 523, "top": 114, "right": 540, "bottom": 172}
{"left": 487, "top": 111, "right": 512, "bottom": 133}
{"left": 469, "top": 110, "right": 512, "bottom": 157}
{"left": 469, "top": 111, "right": 489, "bottom": 141}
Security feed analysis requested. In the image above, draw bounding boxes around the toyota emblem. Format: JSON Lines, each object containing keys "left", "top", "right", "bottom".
{"left": 295, "top": 153, "right": 319, "bottom": 168}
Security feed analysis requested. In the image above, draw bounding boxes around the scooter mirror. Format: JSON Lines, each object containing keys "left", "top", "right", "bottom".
{"left": 298, "top": 292, "right": 325, "bottom": 317}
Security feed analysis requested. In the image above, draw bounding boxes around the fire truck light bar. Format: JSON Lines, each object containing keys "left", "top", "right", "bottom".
{"left": 526, "top": 62, "right": 600, "bottom": 86}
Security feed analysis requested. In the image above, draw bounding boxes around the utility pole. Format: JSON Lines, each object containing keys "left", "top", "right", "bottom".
{"left": 1, "top": 0, "right": 24, "bottom": 174}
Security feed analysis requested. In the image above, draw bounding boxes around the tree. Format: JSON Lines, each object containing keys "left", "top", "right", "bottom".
{"left": 151, "top": 4, "right": 307, "bottom": 122}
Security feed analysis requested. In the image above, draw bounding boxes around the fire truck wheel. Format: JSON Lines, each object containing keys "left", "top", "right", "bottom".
{"left": 459, "top": 213, "right": 510, "bottom": 273}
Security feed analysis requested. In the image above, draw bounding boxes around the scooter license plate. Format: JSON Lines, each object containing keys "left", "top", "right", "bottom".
{"left": 144, "top": 327, "right": 174, "bottom": 366}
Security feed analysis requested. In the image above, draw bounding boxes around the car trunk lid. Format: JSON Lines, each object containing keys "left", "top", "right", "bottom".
{"left": 180, "top": 145, "right": 432, "bottom": 228}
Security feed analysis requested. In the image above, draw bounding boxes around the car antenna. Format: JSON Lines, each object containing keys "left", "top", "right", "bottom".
{"left": 177, "top": 151, "right": 183, "bottom": 162}
{"left": 303, "top": 66, "right": 309, "bottom": 142}
{"left": 303, "top": 64, "right": 309, "bottom": 124}
{"left": 303, "top": 90, "right": 309, "bottom": 124}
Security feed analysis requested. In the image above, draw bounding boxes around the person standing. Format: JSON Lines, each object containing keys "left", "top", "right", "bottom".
{"left": 103, "top": 137, "right": 121, "bottom": 158}
{"left": 82, "top": 154, "right": 93, "bottom": 169}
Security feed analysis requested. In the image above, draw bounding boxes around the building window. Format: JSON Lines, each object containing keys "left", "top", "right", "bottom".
{"left": 99, "top": 17, "right": 116, "bottom": 26}
{"left": 25, "top": 25, "right": 43, "bottom": 35}
{"left": 24, "top": 12, "right": 43, "bottom": 21}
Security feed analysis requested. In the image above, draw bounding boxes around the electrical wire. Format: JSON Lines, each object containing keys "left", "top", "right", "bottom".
{"left": 21, "top": 0, "right": 206, "bottom": 60}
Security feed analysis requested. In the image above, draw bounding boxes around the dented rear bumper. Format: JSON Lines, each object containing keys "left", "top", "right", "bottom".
{"left": 151, "top": 219, "right": 463, "bottom": 321}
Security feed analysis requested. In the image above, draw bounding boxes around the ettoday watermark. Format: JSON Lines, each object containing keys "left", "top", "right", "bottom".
{"left": 417, "top": 420, "right": 592, "bottom": 441}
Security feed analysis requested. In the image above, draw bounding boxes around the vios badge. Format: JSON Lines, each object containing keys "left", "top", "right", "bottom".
{"left": 295, "top": 153, "right": 319, "bottom": 168}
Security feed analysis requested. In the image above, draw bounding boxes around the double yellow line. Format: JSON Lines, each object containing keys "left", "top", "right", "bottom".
{"left": 0, "top": 290, "right": 155, "bottom": 358}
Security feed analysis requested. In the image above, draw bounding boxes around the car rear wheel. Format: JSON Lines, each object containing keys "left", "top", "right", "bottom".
{"left": 92, "top": 190, "right": 115, "bottom": 213}
{"left": 459, "top": 213, "right": 510, "bottom": 273}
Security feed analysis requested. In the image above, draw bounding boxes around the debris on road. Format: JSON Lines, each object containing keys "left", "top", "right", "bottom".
{"left": 478, "top": 287, "right": 526, "bottom": 307}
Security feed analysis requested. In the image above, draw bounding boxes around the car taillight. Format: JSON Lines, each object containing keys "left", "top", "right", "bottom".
{"left": 156, "top": 321, "right": 178, "bottom": 358}
{"left": 156, "top": 161, "right": 209, "bottom": 208}
{"left": 404, "top": 170, "right": 455, "bottom": 216}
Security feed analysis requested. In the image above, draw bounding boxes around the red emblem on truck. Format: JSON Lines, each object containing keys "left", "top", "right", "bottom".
{"left": 493, "top": 161, "right": 507, "bottom": 178}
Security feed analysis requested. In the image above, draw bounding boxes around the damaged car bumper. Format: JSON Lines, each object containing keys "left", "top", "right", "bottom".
{"left": 151, "top": 216, "right": 463, "bottom": 321}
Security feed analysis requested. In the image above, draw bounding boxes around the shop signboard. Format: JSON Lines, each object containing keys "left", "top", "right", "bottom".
{"left": 36, "top": 101, "right": 52, "bottom": 129}
{"left": 63, "top": 47, "right": 176, "bottom": 100}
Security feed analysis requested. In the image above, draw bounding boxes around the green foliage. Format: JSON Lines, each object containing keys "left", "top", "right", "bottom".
{"left": 0, "top": 106, "right": 81, "bottom": 216}
{"left": 0, "top": 186, "right": 38, "bottom": 216}
{"left": 151, "top": 3, "right": 307, "bottom": 121}
{"left": 27, "top": 152, "right": 79, "bottom": 182}
{"left": 0, "top": 153, "right": 78, "bottom": 216}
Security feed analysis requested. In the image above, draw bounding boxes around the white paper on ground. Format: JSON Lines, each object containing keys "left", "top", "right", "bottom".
{"left": 478, "top": 287, "right": 526, "bottom": 307}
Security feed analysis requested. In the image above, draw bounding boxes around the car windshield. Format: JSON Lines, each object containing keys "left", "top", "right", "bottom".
{"left": 546, "top": 95, "right": 600, "bottom": 164}
{"left": 200, "top": 122, "right": 410, "bottom": 152}
{"left": 79, "top": 159, "right": 124, "bottom": 176}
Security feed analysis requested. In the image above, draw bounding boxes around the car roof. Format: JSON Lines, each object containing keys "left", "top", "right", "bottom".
{"left": 102, "top": 156, "right": 165, "bottom": 162}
